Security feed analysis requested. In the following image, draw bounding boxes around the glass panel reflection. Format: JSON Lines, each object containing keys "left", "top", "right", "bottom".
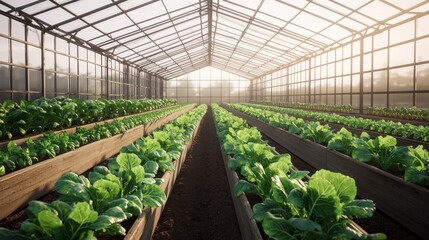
{"left": 389, "top": 93, "right": 413, "bottom": 107}
{"left": 416, "top": 64, "right": 429, "bottom": 91}
{"left": 389, "top": 67, "right": 414, "bottom": 91}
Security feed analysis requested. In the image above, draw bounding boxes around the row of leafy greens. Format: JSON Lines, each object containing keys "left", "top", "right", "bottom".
{"left": 0, "top": 104, "right": 190, "bottom": 176}
{"left": 368, "top": 106, "right": 429, "bottom": 121}
{"left": 245, "top": 103, "right": 429, "bottom": 142}
{"left": 212, "top": 104, "right": 385, "bottom": 240}
{"left": 0, "top": 97, "right": 177, "bottom": 140}
{"left": 229, "top": 104, "right": 429, "bottom": 187}
{"left": 254, "top": 101, "right": 354, "bottom": 113}
{"left": 0, "top": 104, "right": 207, "bottom": 239}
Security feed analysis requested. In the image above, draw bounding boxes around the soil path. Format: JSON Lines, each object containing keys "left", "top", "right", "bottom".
{"left": 152, "top": 106, "right": 242, "bottom": 240}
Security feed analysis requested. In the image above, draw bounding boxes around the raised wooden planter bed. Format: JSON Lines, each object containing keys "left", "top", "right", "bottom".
{"left": 213, "top": 113, "right": 263, "bottom": 240}
{"left": 226, "top": 105, "right": 429, "bottom": 239}
{"left": 225, "top": 106, "right": 327, "bottom": 169}
{"left": 124, "top": 113, "right": 203, "bottom": 240}
{"left": 0, "top": 104, "right": 195, "bottom": 221}
{"left": 326, "top": 150, "right": 429, "bottom": 239}
{"left": 0, "top": 105, "right": 176, "bottom": 148}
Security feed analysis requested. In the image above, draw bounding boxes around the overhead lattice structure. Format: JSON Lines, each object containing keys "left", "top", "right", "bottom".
{"left": 1, "top": 0, "right": 428, "bottom": 79}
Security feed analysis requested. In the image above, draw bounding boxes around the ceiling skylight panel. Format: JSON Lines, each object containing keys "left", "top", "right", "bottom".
{"left": 75, "top": 26, "right": 103, "bottom": 41}
{"left": 333, "top": 0, "right": 369, "bottom": 10}
{"left": 312, "top": 34, "right": 334, "bottom": 45}
{"left": 306, "top": 3, "right": 343, "bottom": 22}
{"left": 110, "top": 25, "right": 140, "bottom": 38}
{"left": 82, "top": 7, "right": 121, "bottom": 23}
{"left": 312, "top": 0, "right": 351, "bottom": 15}
{"left": 89, "top": 35, "right": 111, "bottom": 45}
{"left": 222, "top": 0, "right": 261, "bottom": 15}
{"left": 260, "top": 0, "right": 300, "bottom": 22}
{"left": 320, "top": 24, "right": 351, "bottom": 41}
{"left": 348, "top": 12, "right": 377, "bottom": 26}
{"left": 255, "top": 12, "right": 285, "bottom": 28}
{"left": 387, "top": 13, "right": 416, "bottom": 25}
{"left": 358, "top": 1, "right": 400, "bottom": 21}
{"left": 292, "top": 12, "right": 331, "bottom": 33}
{"left": 94, "top": 14, "right": 134, "bottom": 33}
{"left": 59, "top": 19, "right": 87, "bottom": 32}
{"left": 24, "top": 1, "right": 57, "bottom": 15}
{"left": 127, "top": 1, "right": 166, "bottom": 23}
{"left": 65, "top": 0, "right": 111, "bottom": 14}
{"left": 163, "top": 0, "right": 193, "bottom": 12}
{"left": 387, "top": 0, "right": 423, "bottom": 10}
{"left": 338, "top": 18, "right": 367, "bottom": 32}
{"left": 35, "top": 8, "right": 74, "bottom": 25}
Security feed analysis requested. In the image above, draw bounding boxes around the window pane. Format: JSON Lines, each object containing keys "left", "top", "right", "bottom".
{"left": 29, "top": 70, "right": 42, "bottom": 92}
{"left": 12, "top": 41, "right": 25, "bottom": 65}
{"left": 416, "top": 64, "right": 429, "bottom": 90}
{"left": 416, "top": 37, "right": 429, "bottom": 63}
{"left": 373, "top": 49, "right": 387, "bottom": 69}
{"left": 389, "top": 67, "right": 414, "bottom": 91}
{"left": 0, "top": 37, "right": 9, "bottom": 62}
{"left": 389, "top": 93, "right": 413, "bottom": 107}
{"left": 0, "top": 64, "right": 11, "bottom": 90}
{"left": 417, "top": 14, "right": 429, "bottom": 37}
{"left": 0, "top": 15, "right": 8, "bottom": 35}
{"left": 352, "top": 74, "right": 360, "bottom": 93}
{"left": 416, "top": 93, "right": 429, "bottom": 108}
{"left": 28, "top": 46, "right": 41, "bottom": 68}
{"left": 373, "top": 70, "right": 387, "bottom": 92}
{"left": 45, "top": 51, "right": 55, "bottom": 71}
{"left": 363, "top": 73, "right": 371, "bottom": 92}
{"left": 12, "top": 67, "right": 26, "bottom": 91}
{"left": 389, "top": 43, "right": 414, "bottom": 67}
{"left": 57, "top": 74, "right": 69, "bottom": 93}
{"left": 374, "top": 31, "right": 388, "bottom": 50}
{"left": 27, "top": 27, "right": 41, "bottom": 46}
{"left": 390, "top": 21, "right": 414, "bottom": 45}
{"left": 373, "top": 94, "right": 387, "bottom": 107}
{"left": 11, "top": 20, "right": 25, "bottom": 40}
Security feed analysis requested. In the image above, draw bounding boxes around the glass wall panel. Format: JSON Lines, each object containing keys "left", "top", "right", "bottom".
{"left": 390, "top": 93, "right": 413, "bottom": 107}
{"left": 416, "top": 37, "right": 429, "bottom": 62}
{"left": 0, "top": 37, "right": 9, "bottom": 62}
{"left": 389, "top": 43, "right": 414, "bottom": 67}
{"left": 373, "top": 70, "right": 387, "bottom": 92}
{"left": 416, "top": 64, "right": 429, "bottom": 90}
{"left": 389, "top": 67, "right": 414, "bottom": 91}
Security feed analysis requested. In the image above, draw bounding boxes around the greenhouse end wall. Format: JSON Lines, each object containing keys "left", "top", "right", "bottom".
{"left": 252, "top": 14, "right": 429, "bottom": 111}
{"left": 0, "top": 14, "right": 163, "bottom": 102}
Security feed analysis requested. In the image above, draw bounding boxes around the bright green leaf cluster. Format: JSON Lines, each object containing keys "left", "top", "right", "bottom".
{"left": 212, "top": 104, "right": 384, "bottom": 240}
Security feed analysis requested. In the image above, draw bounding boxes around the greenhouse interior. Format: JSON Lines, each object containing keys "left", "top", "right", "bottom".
{"left": 0, "top": 0, "right": 429, "bottom": 239}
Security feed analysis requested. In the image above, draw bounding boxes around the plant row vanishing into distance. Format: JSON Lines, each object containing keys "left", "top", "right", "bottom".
{"left": 0, "top": 97, "right": 177, "bottom": 140}
{"left": 0, "top": 104, "right": 190, "bottom": 176}
{"left": 230, "top": 104, "right": 429, "bottom": 187}
{"left": 213, "top": 104, "right": 385, "bottom": 240}
{"left": 0, "top": 104, "right": 207, "bottom": 239}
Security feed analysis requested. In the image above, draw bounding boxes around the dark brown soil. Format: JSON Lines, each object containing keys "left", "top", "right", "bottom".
{"left": 262, "top": 133, "right": 422, "bottom": 240}
{"left": 152, "top": 107, "right": 241, "bottom": 240}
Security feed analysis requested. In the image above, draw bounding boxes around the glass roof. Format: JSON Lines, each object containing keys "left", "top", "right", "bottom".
{"left": 1, "top": 0, "right": 428, "bottom": 79}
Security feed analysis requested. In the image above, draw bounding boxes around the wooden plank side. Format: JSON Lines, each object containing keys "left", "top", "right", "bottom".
{"left": 0, "top": 105, "right": 175, "bottom": 148}
{"left": 125, "top": 117, "right": 202, "bottom": 240}
{"left": 0, "top": 106, "right": 194, "bottom": 221}
{"left": 327, "top": 151, "right": 429, "bottom": 239}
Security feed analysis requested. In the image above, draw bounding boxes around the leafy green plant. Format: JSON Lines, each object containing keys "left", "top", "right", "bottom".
{"left": 212, "top": 104, "right": 384, "bottom": 240}
{"left": 352, "top": 135, "right": 413, "bottom": 171}
{"left": 253, "top": 170, "right": 385, "bottom": 240}
{"left": 404, "top": 145, "right": 429, "bottom": 185}
{"left": 0, "top": 200, "right": 128, "bottom": 239}
{"left": 300, "top": 122, "right": 333, "bottom": 145}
